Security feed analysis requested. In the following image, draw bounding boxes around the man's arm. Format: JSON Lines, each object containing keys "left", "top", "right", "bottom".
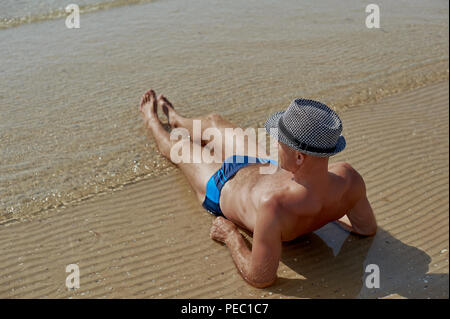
{"left": 210, "top": 205, "right": 282, "bottom": 288}
{"left": 336, "top": 171, "right": 377, "bottom": 236}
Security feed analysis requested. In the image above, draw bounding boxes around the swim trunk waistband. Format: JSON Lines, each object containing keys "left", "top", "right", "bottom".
{"left": 202, "top": 155, "right": 278, "bottom": 217}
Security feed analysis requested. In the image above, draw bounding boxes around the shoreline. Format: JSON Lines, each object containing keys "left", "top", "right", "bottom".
{"left": 0, "top": 0, "right": 158, "bottom": 30}
{"left": 0, "top": 81, "right": 448, "bottom": 298}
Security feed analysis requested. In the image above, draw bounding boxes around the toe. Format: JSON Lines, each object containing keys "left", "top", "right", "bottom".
{"left": 159, "top": 94, "right": 168, "bottom": 105}
{"left": 144, "top": 90, "right": 152, "bottom": 101}
{"left": 140, "top": 95, "right": 147, "bottom": 111}
{"left": 162, "top": 95, "right": 174, "bottom": 109}
{"left": 141, "top": 89, "right": 155, "bottom": 111}
{"left": 140, "top": 92, "right": 145, "bottom": 104}
{"left": 149, "top": 90, "right": 157, "bottom": 113}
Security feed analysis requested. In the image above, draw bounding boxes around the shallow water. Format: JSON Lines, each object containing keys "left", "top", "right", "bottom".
{"left": 0, "top": 0, "right": 448, "bottom": 222}
{"left": 0, "top": 0, "right": 156, "bottom": 29}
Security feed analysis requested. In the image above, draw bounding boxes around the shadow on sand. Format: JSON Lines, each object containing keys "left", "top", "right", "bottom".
{"left": 270, "top": 223, "right": 448, "bottom": 298}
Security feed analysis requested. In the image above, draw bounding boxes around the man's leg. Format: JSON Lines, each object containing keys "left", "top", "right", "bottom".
{"left": 158, "top": 95, "right": 236, "bottom": 145}
{"left": 158, "top": 95, "right": 259, "bottom": 161}
{"left": 140, "top": 90, "right": 220, "bottom": 203}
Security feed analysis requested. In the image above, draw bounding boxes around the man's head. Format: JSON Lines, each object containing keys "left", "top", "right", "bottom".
{"left": 265, "top": 98, "right": 346, "bottom": 171}
{"left": 276, "top": 141, "right": 329, "bottom": 173}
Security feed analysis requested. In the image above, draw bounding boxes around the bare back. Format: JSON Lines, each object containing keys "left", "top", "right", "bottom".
{"left": 220, "top": 161, "right": 361, "bottom": 241}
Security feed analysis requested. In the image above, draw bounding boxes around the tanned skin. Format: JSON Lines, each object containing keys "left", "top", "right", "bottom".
{"left": 140, "top": 89, "right": 377, "bottom": 288}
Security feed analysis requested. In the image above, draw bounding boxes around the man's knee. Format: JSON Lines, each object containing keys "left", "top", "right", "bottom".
{"left": 207, "top": 113, "right": 223, "bottom": 124}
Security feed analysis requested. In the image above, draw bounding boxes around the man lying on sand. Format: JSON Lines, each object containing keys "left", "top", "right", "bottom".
{"left": 139, "top": 89, "right": 377, "bottom": 288}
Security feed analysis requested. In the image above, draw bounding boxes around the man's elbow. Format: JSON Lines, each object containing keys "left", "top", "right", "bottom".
{"left": 356, "top": 224, "right": 377, "bottom": 236}
{"left": 243, "top": 267, "right": 278, "bottom": 288}
{"left": 246, "top": 275, "right": 277, "bottom": 289}
{"left": 367, "top": 224, "right": 378, "bottom": 236}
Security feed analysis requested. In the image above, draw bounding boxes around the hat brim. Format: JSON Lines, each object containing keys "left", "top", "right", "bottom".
{"left": 264, "top": 111, "right": 346, "bottom": 157}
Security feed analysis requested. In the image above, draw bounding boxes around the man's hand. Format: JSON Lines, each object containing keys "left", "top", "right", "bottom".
{"left": 210, "top": 217, "right": 237, "bottom": 243}
{"left": 209, "top": 206, "right": 282, "bottom": 288}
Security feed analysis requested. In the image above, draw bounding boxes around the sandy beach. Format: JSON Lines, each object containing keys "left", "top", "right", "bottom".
{"left": 0, "top": 81, "right": 448, "bottom": 298}
{"left": 0, "top": 0, "right": 448, "bottom": 299}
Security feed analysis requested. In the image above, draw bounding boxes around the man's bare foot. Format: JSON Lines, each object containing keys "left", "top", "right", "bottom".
{"left": 139, "top": 89, "right": 173, "bottom": 158}
{"left": 157, "top": 94, "right": 177, "bottom": 127}
{"left": 140, "top": 89, "right": 159, "bottom": 126}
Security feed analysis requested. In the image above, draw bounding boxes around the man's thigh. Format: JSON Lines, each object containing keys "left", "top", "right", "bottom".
{"left": 204, "top": 114, "right": 259, "bottom": 159}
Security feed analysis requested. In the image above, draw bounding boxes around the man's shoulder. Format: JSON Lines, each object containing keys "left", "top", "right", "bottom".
{"left": 342, "top": 162, "right": 365, "bottom": 189}
{"left": 330, "top": 162, "right": 363, "bottom": 182}
{"left": 331, "top": 162, "right": 366, "bottom": 201}
{"left": 330, "top": 161, "right": 355, "bottom": 173}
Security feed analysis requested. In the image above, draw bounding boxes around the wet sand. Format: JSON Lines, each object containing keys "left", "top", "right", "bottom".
{"left": 0, "top": 81, "right": 448, "bottom": 298}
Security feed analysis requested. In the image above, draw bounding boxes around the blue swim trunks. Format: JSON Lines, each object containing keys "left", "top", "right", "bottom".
{"left": 202, "top": 155, "right": 278, "bottom": 217}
